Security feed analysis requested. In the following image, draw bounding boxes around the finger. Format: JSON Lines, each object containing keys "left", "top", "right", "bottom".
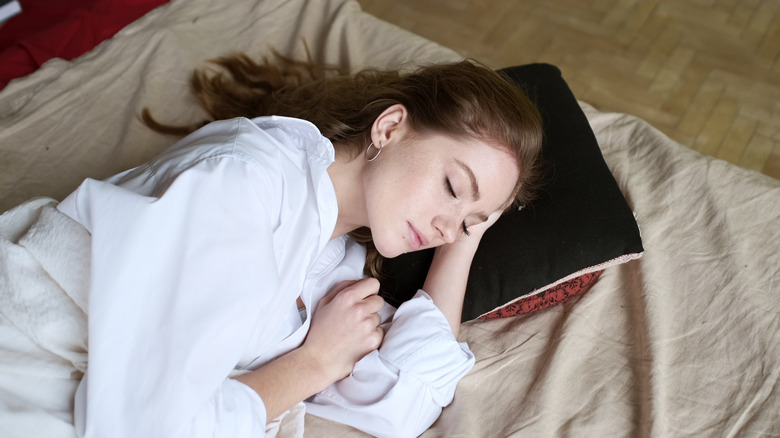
{"left": 467, "top": 210, "right": 504, "bottom": 237}
{"left": 485, "top": 210, "right": 503, "bottom": 227}
{"left": 369, "top": 325, "right": 384, "bottom": 349}
{"left": 321, "top": 279, "right": 361, "bottom": 304}
{"left": 362, "top": 293, "right": 386, "bottom": 313}
{"left": 369, "top": 311, "right": 382, "bottom": 328}
{"left": 346, "top": 277, "right": 380, "bottom": 299}
{"left": 333, "top": 279, "right": 361, "bottom": 294}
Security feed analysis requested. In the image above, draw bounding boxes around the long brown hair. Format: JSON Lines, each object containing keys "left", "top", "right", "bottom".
{"left": 143, "top": 52, "right": 543, "bottom": 277}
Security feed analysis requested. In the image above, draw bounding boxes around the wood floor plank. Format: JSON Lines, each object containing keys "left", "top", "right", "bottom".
{"left": 741, "top": 132, "right": 773, "bottom": 173}
{"left": 718, "top": 116, "right": 757, "bottom": 163}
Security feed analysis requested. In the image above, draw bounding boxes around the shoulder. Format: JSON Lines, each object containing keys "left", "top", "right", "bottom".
{"left": 172, "top": 116, "right": 334, "bottom": 174}
{"left": 115, "top": 117, "right": 331, "bottom": 190}
{"left": 244, "top": 116, "right": 335, "bottom": 168}
{"left": 249, "top": 116, "right": 324, "bottom": 147}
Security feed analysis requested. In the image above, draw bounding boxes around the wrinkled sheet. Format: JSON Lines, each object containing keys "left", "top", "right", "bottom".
{"left": 0, "top": 0, "right": 778, "bottom": 436}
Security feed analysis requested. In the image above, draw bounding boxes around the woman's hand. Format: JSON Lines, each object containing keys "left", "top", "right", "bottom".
{"left": 302, "top": 278, "right": 386, "bottom": 381}
{"left": 467, "top": 209, "right": 503, "bottom": 238}
{"left": 423, "top": 210, "right": 504, "bottom": 335}
{"left": 234, "top": 278, "right": 384, "bottom": 421}
{"left": 445, "top": 210, "right": 503, "bottom": 252}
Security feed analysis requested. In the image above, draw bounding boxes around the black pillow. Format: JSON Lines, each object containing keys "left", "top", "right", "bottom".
{"left": 379, "top": 63, "right": 644, "bottom": 321}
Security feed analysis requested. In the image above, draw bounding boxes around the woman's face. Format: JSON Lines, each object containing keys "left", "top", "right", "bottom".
{"left": 363, "top": 108, "right": 520, "bottom": 258}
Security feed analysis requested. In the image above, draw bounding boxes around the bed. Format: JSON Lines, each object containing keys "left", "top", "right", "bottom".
{"left": 1, "top": 0, "right": 778, "bottom": 436}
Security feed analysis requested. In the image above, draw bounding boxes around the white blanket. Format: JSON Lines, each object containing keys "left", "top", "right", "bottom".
{"left": 0, "top": 198, "right": 88, "bottom": 437}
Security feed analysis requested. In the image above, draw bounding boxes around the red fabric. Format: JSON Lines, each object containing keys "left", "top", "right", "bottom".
{"left": 0, "top": 0, "right": 170, "bottom": 89}
{"left": 479, "top": 270, "right": 603, "bottom": 320}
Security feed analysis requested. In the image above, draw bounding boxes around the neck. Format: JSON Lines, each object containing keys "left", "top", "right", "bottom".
{"left": 327, "top": 148, "right": 368, "bottom": 240}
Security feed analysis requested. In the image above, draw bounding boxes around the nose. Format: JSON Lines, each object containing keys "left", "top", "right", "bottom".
{"left": 432, "top": 215, "right": 458, "bottom": 244}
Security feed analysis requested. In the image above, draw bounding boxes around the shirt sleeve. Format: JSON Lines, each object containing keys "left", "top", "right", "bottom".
{"left": 304, "top": 290, "right": 475, "bottom": 438}
{"left": 62, "top": 154, "right": 281, "bottom": 438}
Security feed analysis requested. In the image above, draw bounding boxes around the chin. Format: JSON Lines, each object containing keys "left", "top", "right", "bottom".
{"left": 372, "top": 239, "right": 404, "bottom": 259}
{"left": 376, "top": 246, "right": 403, "bottom": 259}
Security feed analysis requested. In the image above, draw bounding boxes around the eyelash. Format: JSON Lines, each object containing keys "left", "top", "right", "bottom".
{"left": 445, "top": 177, "right": 471, "bottom": 236}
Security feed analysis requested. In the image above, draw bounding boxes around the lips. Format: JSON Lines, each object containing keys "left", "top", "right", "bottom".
{"left": 407, "top": 222, "right": 428, "bottom": 251}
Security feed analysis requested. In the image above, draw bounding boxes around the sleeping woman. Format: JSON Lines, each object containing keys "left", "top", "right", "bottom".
{"left": 54, "top": 54, "right": 543, "bottom": 437}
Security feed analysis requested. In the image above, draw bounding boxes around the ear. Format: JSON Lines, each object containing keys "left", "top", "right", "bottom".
{"left": 371, "top": 104, "right": 408, "bottom": 149}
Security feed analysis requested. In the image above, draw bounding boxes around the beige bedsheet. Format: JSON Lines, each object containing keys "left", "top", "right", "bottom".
{"left": 0, "top": 0, "right": 778, "bottom": 436}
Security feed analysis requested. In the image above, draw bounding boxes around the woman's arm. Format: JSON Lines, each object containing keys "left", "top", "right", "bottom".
{"left": 422, "top": 211, "right": 502, "bottom": 336}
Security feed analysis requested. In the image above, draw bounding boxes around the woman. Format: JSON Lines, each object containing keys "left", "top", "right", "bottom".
{"left": 57, "top": 55, "right": 543, "bottom": 437}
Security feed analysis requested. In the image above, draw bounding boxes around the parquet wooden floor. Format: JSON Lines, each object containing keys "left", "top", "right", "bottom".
{"left": 358, "top": 0, "right": 780, "bottom": 180}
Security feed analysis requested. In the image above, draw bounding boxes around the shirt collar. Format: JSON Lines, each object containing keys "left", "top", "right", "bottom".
{"left": 251, "top": 116, "right": 339, "bottom": 253}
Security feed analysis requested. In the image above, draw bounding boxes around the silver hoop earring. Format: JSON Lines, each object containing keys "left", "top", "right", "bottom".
{"left": 365, "top": 142, "right": 381, "bottom": 162}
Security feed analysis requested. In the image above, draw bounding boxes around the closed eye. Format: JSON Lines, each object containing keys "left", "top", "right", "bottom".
{"left": 445, "top": 177, "right": 471, "bottom": 236}
{"left": 445, "top": 177, "right": 457, "bottom": 198}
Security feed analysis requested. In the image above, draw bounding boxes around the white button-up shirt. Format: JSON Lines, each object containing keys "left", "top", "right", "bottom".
{"left": 58, "top": 116, "right": 474, "bottom": 438}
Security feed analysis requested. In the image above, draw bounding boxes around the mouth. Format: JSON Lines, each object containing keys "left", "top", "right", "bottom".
{"left": 407, "top": 222, "right": 429, "bottom": 251}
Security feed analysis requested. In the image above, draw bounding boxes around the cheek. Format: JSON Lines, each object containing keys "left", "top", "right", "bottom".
{"left": 363, "top": 172, "right": 404, "bottom": 235}
{"left": 368, "top": 164, "right": 424, "bottom": 209}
